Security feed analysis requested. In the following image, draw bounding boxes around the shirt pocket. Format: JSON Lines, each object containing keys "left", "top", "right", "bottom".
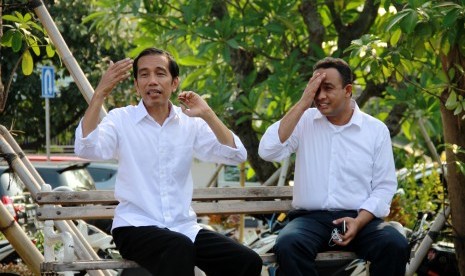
{"left": 168, "top": 145, "right": 194, "bottom": 179}
{"left": 342, "top": 149, "right": 373, "bottom": 190}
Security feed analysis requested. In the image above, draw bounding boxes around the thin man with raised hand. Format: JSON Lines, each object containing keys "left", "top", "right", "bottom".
{"left": 258, "top": 57, "right": 409, "bottom": 276}
{"left": 75, "top": 47, "right": 262, "bottom": 276}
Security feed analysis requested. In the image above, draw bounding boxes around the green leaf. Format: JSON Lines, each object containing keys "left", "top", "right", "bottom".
{"left": 226, "top": 39, "right": 240, "bottom": 49}
{"left": 82, "top": 11, "right": 108, "bottom": 24}
{"left": 46, "top": 44, "right": 55, "bottom": 58}
{"left": 445, "top": 91, "right": 458, "bottom": 109}
{"left": 28, "top": 37, "right": 40, "bottom": 56}
{"left": 265, "top": 22, "right": 285, "bottom": 34}
{"left": 23, "top": 12, "right": 32, "bottom": 22}
{"left": 181, "top": 68, "right": 206, "bottom": 89}
{"left": 448, "top": 68, "right": 456, "bottom": 80}
{"left": 413, "top": 40, "right": 425, "bottom": 58}
{"left": 1, "top": 14, "right": 21, "bottom": 23}
{"left": 453, "top": 103, "right": 463, "bottom": 115}
{"left": 178, "top": 56, "right": 208, "bottom": 66}
{"left": 197, "top": 26, "right": 218, "bottom": 38}
{"left": 390, "top": 29, "right": 402, "bottom": 46}
{"left": 385, "top": 11, "right": 410, "bottom": 32}
{"left": 0, "top": 29, "right": 14, "bottom": 46}
{"left": 443, "top": 8, "right": 460, "bottom": 28}
{"left": 223, "top": 46, "right": 231, "bottom": 63}
{"left": 12, "top": 31, "right": 23, "bottom": 52}
{"left": 401, "top": 120, "right": 412, "bottom": 140}
{"left": 22, "top": 50, "right": 34, "bottom": 75}
{"left": 400, "top": 10, "right": 418, "bottom": 34}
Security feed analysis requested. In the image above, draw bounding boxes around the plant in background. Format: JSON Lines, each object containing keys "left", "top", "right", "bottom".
{"left": 394, "top": 161, "right": 445, "bottom": 229}
{"left": 1, "top": 11, "right": 55, "bottom": 75}
{"left": 1, "top": 8, "right": 55, "bottom": 113}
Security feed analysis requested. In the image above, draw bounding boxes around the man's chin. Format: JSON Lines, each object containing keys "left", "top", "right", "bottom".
{"left": 317, "top": 106, "right": 331, "bottom": 115}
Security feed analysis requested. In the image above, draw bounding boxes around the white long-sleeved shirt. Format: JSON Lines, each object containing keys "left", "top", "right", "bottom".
{"left": 258, "top": 101, "right": 397, "bottom": 218}
{"left": 75, "top": 101, "right": 247, "bottom": 241}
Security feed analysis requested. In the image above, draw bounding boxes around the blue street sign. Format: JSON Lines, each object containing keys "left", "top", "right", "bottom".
{"left": 41, "top": 66, "right": 55, "bottom": 98}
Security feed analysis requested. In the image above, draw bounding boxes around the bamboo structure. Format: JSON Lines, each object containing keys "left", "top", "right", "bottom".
{"left": 0, "top": 127, "right": 112, "bottom": 276}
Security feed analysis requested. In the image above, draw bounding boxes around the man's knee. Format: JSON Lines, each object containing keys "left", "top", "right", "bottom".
{"left": 275, "top": 232, "right": 300, "bottom": 253}
{"left": 169, "top": 233, "right": 195, "bottom": 254}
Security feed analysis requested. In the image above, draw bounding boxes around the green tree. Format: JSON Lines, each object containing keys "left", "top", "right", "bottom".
{"left": 86, "top": 0, "right": 465, "bottom": 271}
{"left": 348, "top": 1, "right": 465, "bottom": 273}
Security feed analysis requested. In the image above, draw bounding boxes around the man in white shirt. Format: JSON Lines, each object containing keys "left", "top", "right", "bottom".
{"left": 75, "top": 47, "right": 262, "bottom": 276}
{"left": 258, "top": 57, "right": 409, "bottom": 276}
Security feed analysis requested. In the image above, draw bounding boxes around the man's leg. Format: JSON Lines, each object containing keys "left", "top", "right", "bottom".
{"left": 351, "top": 219, "right": 410, "bottom": 276}
{"left": 274, "top": 211, "right": 334, "bottom": 276}
{"left": 193, "top": 229, "right": 262, "bottom": 276}
{"left": 112, "top": 226, "right": 195, "bottom": 276}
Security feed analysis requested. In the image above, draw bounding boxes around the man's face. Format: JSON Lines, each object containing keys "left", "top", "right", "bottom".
{"left": 134, "top": 54, "right": 179, "bottom": 108}
{"left": 313, "top": 67, "right": 352, "bottom": 120}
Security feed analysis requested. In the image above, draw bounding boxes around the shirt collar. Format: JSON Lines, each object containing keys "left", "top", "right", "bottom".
{"left": 133, "top": 100, "right": 180, "bottom": 124}
{"left": 314, "top": 99, "right": 363, "bottom": 128}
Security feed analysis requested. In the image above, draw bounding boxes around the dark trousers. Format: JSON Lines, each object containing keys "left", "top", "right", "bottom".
{"left": 112, "top": 226, "right": 262, "bottom": 276}
{"left": 274, "top": 210, "right": 410, "bottom": 276}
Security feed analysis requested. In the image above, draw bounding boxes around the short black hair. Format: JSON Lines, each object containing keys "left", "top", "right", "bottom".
{"left": 133, "top": 47, "right": 180, "bottom": 80}
{"left": 313, "top": 57, "right": 353, "bottom": 87}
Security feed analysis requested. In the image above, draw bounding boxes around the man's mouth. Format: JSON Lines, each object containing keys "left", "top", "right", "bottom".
{"left": 147, "top": 89, "right": 162, "bottom": 95}
{"left": 317, "top": 102, "right": 330, "bottom": 108}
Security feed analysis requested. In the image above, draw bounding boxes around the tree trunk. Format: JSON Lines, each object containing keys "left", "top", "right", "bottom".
{"left": 439, "top": 103, "right": 465, "bottom": 275}
{"left": 440, "top": 46, "right": 465, "bottom": 275}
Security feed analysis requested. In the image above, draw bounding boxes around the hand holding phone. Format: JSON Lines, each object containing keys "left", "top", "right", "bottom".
{"left": 340, "top": 220, "right": 346, "bottom": 235}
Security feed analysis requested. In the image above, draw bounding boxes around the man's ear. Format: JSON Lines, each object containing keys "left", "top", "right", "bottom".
{"left": 172, "top": 76, "right": 180, "bottom": 92}
{"left": 134, "top": 79, "right": 141, "bottom": 96}
{"left": 345, "top": 84, "right": 353, "bottom": 98}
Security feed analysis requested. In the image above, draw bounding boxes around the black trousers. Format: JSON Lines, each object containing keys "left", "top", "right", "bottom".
{"left": 112, "top": 226, "right": 262, "bottom": 276}
{"left": 274, "top": 210, "right": 410, "bottom": 276}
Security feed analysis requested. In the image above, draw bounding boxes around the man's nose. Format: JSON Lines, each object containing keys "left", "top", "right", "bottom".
{"left": 316, "top": 89, "right": 325, "bottom": 99}
{"left": 148, "top": 74, "right": 159, "bottom": 85}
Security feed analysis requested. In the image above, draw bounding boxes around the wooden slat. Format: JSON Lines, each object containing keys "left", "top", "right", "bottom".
{"left": 41, "top": 259, "right": 139, "bottom": 272}
{"left": 194, "top": 200, "right": 292, "bottom": 215}
{"left": 36, "top": 190, "right": 116, "bottom": 204}
{"left": 41, "top": 251, "right": 358, "bottom": 272}
{"left": 36, "top": 186, "right": 293, "bottom": 205}
{"left": 36, "top": 200, "right": 293, "bottom": 220}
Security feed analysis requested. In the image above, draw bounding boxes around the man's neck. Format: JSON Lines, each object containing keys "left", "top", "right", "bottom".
{"left": 147, "top": 102, "right": 171, "bottom": 125}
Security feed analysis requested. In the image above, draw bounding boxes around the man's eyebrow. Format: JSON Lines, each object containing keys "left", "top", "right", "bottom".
{"left": 321, "top": 81, "right": 334, "bottom": 86}
{"left": 155, "top": 65, "right": 168, "bottom": 72}
{"left": 138, "top": 66, "right": 168, "bottom": 73}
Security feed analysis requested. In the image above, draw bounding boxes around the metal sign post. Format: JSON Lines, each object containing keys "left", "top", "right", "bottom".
{"left": 41, "top": 66, "right": 55, "bottom": 161}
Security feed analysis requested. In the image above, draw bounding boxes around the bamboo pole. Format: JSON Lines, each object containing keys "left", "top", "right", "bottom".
{"left": 405, "top": 206, "right": 451, "bottom": 276}
{"left": 0, "top": 126, "right": 42, "bottom": 197}
{"left": 0, "top": 203, "right": 43, "bottom": 275}
{"left": 28, "top": 0, "right": 107, "bottom": 120}
{"left": 238, "top": 163, "right": 246, "bottom": 243}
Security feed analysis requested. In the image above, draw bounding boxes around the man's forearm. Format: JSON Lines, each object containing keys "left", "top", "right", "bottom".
{"left": 82, "top": 93, "right": 106, "bottom": 137}
{"left": 355, "top": 209, "right": 375, "bottom": 229}
{"left": 278, "top": 101, "right": 307, "bottom": 143}
{"left": 203, "top": 109, "right": 236, "bottom": 148}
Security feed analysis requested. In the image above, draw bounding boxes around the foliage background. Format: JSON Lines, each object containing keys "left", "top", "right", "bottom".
{"left": 1, "top": 0, "right": 464, "bottom": 272}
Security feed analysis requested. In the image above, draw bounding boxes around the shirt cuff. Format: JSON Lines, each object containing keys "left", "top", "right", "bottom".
{"left": 75, "top": 120, "right": 99, "bottom": 147}
{"left": 216, "top": 134, "right": 247, "bottom": 162}
{"left": 359, "top": 197, "right": 391, "bottom": 218}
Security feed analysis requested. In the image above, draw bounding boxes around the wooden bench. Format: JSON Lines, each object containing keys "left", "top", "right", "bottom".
{"left": 35, "top": 186, "right": 360, "bottom": 274}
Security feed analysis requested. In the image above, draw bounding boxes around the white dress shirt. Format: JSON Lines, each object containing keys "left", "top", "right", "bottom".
{"left": 258, "top": 100, "right": 397, "bottom": 218}
{"left": 75, "top": 101, "right": 247, "bottom": 241}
